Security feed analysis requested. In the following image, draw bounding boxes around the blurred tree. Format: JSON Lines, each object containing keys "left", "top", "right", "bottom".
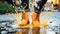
{"left": 0, "top": 2, "right": 15, "bottom": 14}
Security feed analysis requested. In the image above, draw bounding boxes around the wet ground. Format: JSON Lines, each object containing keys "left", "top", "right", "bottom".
{"left": 0, "top": 12, "right": 60, "bottom": 34}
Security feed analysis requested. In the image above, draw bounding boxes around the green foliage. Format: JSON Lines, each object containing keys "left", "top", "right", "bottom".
{"left": 0, "top": 2, "right": 15, "bottom": 14}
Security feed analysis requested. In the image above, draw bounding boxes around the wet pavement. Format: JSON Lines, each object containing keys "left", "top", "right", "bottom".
{"left": 0, "top": 12, "right": 60, "bottom": 34}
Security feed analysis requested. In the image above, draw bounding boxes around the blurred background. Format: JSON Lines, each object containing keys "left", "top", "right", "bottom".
{"left": 0, "top": 0, "right": 60, "bottom": 34}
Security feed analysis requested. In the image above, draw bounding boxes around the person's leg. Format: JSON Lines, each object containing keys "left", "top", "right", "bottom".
{"left": 18, "top": 0, "right": 29, "bottom": 26}
{"left": 32, "top": 0, "right": 47, "bottom": 27}
{"left": 34, "top": 0, "right": 47, "bottom": 14}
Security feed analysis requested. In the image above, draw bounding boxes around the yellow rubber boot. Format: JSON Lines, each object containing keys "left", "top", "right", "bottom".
{"left": 32, "top": 12, "right": 40, "bottom": 28}
{"left": 17, "top": 11, "right": 29, "bottom": 26}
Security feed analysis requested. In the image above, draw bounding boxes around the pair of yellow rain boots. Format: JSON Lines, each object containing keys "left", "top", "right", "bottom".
{"left": 17, "top": 11, "right": 40, "bottom": 28}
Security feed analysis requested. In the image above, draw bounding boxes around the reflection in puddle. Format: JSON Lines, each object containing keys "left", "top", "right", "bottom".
{"left": 16, "top": 27, "right": 40, "bottom": 34}
{"left": 32, "top": 27, "right": 40, "bottom": 34}
{"left": 16, "top": 28, "right": 29, "bottom": 34}
{"left": 19, "top": 28, "right": 29, "bottom": 34}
